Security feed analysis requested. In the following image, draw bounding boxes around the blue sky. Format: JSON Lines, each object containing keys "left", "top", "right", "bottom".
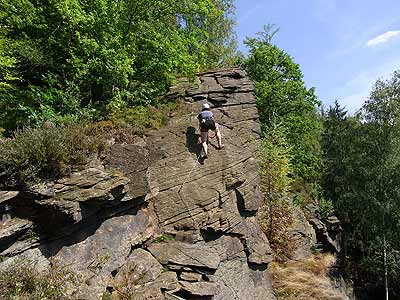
{"left": 235, "top": 0, "right": 400, "bottom": 113}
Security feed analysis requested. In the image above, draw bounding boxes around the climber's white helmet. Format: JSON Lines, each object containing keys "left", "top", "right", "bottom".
{"left": 202, "top": 103, "right": 210, "bottom": 110}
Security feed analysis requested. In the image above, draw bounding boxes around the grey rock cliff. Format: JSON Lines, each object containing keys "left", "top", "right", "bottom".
{"left": 0, "top": 68, "right": 275, "bottom": 300}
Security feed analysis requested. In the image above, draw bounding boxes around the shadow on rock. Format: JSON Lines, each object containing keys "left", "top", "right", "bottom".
{"left": 185, "top": 126, "right": 202, "bottom": 157}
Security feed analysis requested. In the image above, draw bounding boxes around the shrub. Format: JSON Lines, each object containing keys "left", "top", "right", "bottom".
{"left": 258, "top": 127, "right": 296, "bottom": 261}
{"left": 110, "top": 106, "right": 166, "bottom": 135}
{"left": 293, "top": 193, "right": 304, "bottom": 207}
{"left": 0, "top": 100, "right": 188, "bottom": 187}
{"left": 258, "top": 128, "right": 293, "bottom": 197}
{"left": 259, "top": 197, "right": 296, "bottom": 262}
{"left": 0, "top": 260, "right": 79, "bottom": 300}
{"left": 319, "top": 197, "right": 334, "bottom": 220}
{"left": 109, "top": 101, "right": 186, "bottom": 136}
{"left": 0, "top": 125, "right": 107, "bottom": 187}
{"left": 269, "top": 254, "right": 343, "bottom": 300}
{"left": 310, "top": 182, "right": 324, "bottom": 200}
{"left": 153, "top": 234, "right": 175, "bottom": 243}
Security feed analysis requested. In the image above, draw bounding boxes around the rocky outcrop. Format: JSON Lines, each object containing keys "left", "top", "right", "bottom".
{"left": 0, "top": 68, "right": 275, "bottom": 300}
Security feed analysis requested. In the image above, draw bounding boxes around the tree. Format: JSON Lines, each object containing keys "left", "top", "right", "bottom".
{"left": 321, "top": 101, "right": 352, "bottom": 202}
{"left": 258, "top": 126, "right": 295, "bottom": 260}
{"left": 322, "top": 71, "right": 400, "bottom": 299}
{"left": 0, "top": 0, "right": 238, "bottom": 133}
{"left": 244, "top": 25, "right": 321, "bottom": 180}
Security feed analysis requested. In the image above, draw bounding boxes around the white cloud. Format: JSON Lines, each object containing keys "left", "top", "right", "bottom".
{"left": 326, "top": 15, "right": 400, "bottom": 59}
{"left": 366, "top": 30, "right": 400, "bottom": 47}
{"left": 339, "top": 58, "right": 400, "bottom": 114}
{"left": 237, "top": 3, "right": 264, "bottom": 24}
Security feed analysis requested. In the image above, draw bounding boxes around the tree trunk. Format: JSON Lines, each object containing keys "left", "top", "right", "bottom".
{"left": 384, "top": 234, "right": 388, "bottom": 300}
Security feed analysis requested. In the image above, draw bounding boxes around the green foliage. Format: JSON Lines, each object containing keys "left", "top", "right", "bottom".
{"left": 293, "top": 193, "right": 304, "bottom": 207}
{"left": 318, "top": 197, "right": 334, "bottom": 220}
{"left": 259, "top": 127, "right": 293, "bottom": 197}
{"left": 260, "top": 196, "right": 296, "bottom": 262}
{"left": 153, "top": 234, "right": 175, "bottom": 243}
{"left": 310, "top": 182, "right": 334, "bottom": 220}
{"left": 310, "top": 182, "right": 324, "bottom": 200}
{"left": 245, "top": 25, "right": 322, "bottom": 180}
{"left": 0, "top": 99, "right": 184, "bottom": 187}
{"left": 0, "top": 125, "right": 107, "bottom": 187}
{"left": 258, "top": 127, "right": 295, "bottom": 261}
{"left": 0, "top": 0, "right": 238, "bottom": 133}
{"left": 0, "top": 260, "right": 79, "bottom": 300}
{"left": 321, "top": 101, "right": 354, "bottom": 203}
{"left": 109, "top": 101, "right": 182, "bottom": 135}
{"left": 102, "top": 290, "right": 113, "bottom": 300}
{"left": 310, "top": 243, "right": 324, "bottom": 254}
{"left": 321, "top": 70, "right": 400, "bottom": 293}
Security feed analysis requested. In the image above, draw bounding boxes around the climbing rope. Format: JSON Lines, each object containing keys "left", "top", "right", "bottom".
{"left": 178, "top": 154, "right": 201, "bottom": 193}
{"left": 176, "top": 122, "right": 224, "bottom": 227}
{"left": 177, "top": 155, "right": 201, "bottom": 229}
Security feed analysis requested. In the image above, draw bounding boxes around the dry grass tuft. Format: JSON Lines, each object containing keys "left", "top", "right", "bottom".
{"left": 0, "top": 259, "right": 79, "bottom": 300}
{"left": 269, "top": 254, "right": 344, "bottom": 300}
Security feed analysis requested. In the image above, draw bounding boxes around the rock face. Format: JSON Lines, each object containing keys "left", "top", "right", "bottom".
{"left": 0, "top": 68, "right": 275, "bottom": 300}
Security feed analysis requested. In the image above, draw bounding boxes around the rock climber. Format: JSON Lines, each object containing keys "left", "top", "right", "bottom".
{"left": 197, "top": 103, "right": 224, "bottom": 159}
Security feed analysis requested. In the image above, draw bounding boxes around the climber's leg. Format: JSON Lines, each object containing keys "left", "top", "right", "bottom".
{"left": 200, "top": 130, "right": 209, "bottom": 158}
{"left": 215, "top": 123, "right": 224, "bottom": 149}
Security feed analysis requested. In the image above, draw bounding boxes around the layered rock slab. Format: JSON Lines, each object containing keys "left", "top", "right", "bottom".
{"left": 0, "top": 68, "right": 275, "bottom": 300}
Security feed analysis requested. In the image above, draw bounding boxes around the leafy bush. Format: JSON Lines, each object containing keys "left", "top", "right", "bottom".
{"left": 311, "top": 243, "right": 324, "bottom": 254}
{"left": 0, "top": 260, "right": 79, "bottom": 300}
{"left": 310, "top": 182, "right": 324, "bottom": 200}
{"left": 111, "top": 104, "right": 169, "bottom": 133}
{"left": 319, "top": 197, "right": 334, "bottom": 220}
{"left": 0, "top": 125, "right": 107, "bottom": 187}
{"left": 0, "top": 99, "right": 187, "bottom": 187}
{"left": 293, "top": 193, "right": 304, "bottom": 207}
{"left": 109, "top": 101, "right": 189, "bottom": 135}
{"left": 258, "top": 127, "right": 293, "bottom": 198}
{"left": 258, "top": 127, "right": 296, "bottom": 261}
{"left": 260, "top": 197, "right": 297, "bottom": 262}
{"left": 153, "top": 234, "right": 175, "bottom": 243}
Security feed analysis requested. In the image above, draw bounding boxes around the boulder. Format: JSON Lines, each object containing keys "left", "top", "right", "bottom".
{"left": 148, "top": 241, "right": 221, "bottom": 270}
{"left": 113, "top": 248, "right": 163, "bottom": 287}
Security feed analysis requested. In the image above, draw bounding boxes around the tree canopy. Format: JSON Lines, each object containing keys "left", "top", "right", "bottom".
{"left": 0, "top": 0, "right": 238, "bottom": 133}
{"left": 321, "top": 71, "right": 400, "bottom": 299}
{"left": 245, "top": 26, "right": 321, "bottom": 180}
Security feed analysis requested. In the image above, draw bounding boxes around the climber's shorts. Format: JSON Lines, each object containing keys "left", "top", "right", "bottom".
{"left": 200, "top": 118, "right": 216, "bottom": 132}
